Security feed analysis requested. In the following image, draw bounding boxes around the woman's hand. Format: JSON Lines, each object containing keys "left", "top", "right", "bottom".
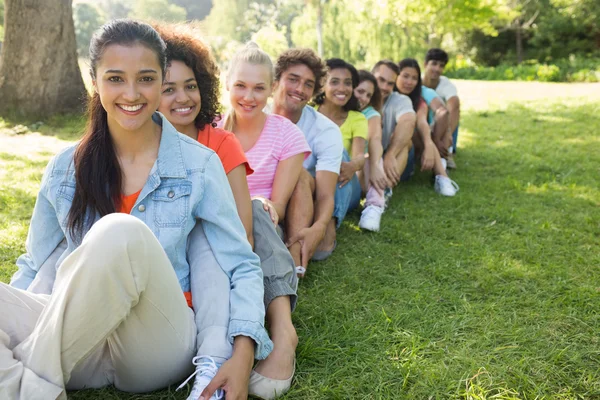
{"left": 200, "top": 337, "right": 254, "bottom": 400}
{"left": 338, "top": 161, "right": 357, "bottom": 188}
{"left": 369, "top": 161, "right": 389, "bottom": 193}
{"left": 251, "top": 196, "right": 279, "bottom": 226}
{"left": 383, "top": 153, "right": 401, "bottom": 186}
{"left": 420, "top": 142, "right": 436, "bottom": 171}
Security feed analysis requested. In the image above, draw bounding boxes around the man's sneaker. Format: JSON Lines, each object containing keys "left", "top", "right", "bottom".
{"left": 440, "top": 158, "right": 448, "bottom": 171}
{"left": 384, "top": 187, "right": 393, "bottom": 208}
{"left": 359, "top": 205, "right": 384, "bottom": 232}
{"left": 446, "top": 152, "right": 457, "bottom": 169}
{"left": 176, "top": 356, "right": 224, "bottom": 400}
{"left": 434, "top": 175, "right": 459, "bottom": 196}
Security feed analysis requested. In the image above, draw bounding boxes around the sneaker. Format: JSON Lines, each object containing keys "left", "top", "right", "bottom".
{"left": 383, "top": 187, "right": 393, "bottom": 208}
{"left": 446, "top": 154, "right": 457, "bottom": 169}
{"left": 176, "top": 356, "right": 224, "bottom": 400}
{"left": 359, "top": 205, "right": 384, "bottom": 232}
{"left": 440, "top": 158, "right": 448, "bottom": 171}
{"left": 434, "top": 175, "right": 459, "bottom": 196}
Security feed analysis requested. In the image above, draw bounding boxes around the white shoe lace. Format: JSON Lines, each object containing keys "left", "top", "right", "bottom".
{"left": 176, "top": 355, "right": 224, "bottom": 399}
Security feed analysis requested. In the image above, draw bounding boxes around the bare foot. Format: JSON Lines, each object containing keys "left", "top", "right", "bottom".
{"left": 315, "top": 219, "right": 336, "bottom": 253}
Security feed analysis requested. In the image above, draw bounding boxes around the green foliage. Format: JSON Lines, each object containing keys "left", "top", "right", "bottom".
{"left": 0, "top": 0, "right": 4, "bottom": 41}
{"left": 171, "top": 0, "right": 213, "bottom": 20}
{"left": 252, "top": 25, "right": 289, "bottom": 59}
{"left": 73, "top": 3, "right": 104, "bottom": 57}
{"left": 446, "top": 56, "right": 600, "bottom": 82}
{"left": 131, "top": 0, "right": 187, "bottom": 22}
{"left": 96, "top": 0, "right": 131, "bottom": 21}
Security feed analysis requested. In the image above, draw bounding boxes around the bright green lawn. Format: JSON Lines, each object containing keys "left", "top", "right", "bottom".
{"left": 1, "top": 84, "right": 599, "bottom": 399}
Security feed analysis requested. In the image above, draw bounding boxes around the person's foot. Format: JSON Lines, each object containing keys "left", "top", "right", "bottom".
{"left": 359, "top": 205, "right": 384, "bottom": 232}
{"left": 253, "top": 326, "right": 298, "bottom": 380}
{"left": 434, "top": 175, "right": 459, "bottom": 196}
{"left": 176, "top": 356, "right": 224, "bottom": 400}
{"left": 446, "top": 153, "right": 457, "bottom": 169}
{"left": 440, "top": 157, "right": 448, "bottom": 171}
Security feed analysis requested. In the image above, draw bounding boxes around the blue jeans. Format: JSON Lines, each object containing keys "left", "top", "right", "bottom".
{"left": 452, "top": 125, "right": 459, "bottom": 154}
{"left": 333, "top": 150, "right": 362, "bottom": 228}
{"left": 400, "top": 146, "right": 416, "bottom": 182}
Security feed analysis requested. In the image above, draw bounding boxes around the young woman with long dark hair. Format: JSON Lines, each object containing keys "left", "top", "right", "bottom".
{"left": 0, "top": 20, "right": 270, "bottom": 400}
{"left": 396, "top": 58, "right": 458, "bottom": 196}
{"left": 313, "top": 58, "right": 367, "bottom": 238}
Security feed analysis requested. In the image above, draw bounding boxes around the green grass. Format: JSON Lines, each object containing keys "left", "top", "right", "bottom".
{"left": 1, "top": 86, "right": 599, "bottom": 399}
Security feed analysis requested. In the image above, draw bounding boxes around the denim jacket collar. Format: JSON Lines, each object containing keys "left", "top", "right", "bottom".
{"left": 153, "top": 112, "right": 187, "bottom": 180}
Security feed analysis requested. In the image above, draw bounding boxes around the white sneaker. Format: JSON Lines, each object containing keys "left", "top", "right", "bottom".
{"left": 384, "top": 187, "right": 393, "bottom": 208}
{"left": 440, "top": 158, "right": 448, "bottom": 171}
{"left": 176, "top": 356, "right": 224, "bottom": 400}
{"left": 359, "top": 205, "right": 384, "bottom": 232}
{"left": 434, "top": 175, "right": 459, "bottom": 196}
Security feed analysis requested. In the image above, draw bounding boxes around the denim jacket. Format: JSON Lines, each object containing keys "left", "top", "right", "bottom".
{"left": 10, "top": 113, "right": 273, "bottom": 359}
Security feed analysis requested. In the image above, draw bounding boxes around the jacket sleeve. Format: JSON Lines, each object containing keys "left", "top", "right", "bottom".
{"left": 192, "top": 153, "right": 273, "bottom": 360}
{"left": 11, "top": 155, "right": 65, "bottom": 290}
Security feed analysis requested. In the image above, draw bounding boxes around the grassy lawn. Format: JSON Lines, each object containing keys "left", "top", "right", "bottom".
{"left": 1, "top": 82, "right": 599, "bottom": 399}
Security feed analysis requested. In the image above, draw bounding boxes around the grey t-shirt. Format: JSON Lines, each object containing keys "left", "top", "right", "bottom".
{"left": 381, "top": 92, "right": 415, "bottom": 150}
{"left": 296, "top": 106, "right": 343, "bottom": 177}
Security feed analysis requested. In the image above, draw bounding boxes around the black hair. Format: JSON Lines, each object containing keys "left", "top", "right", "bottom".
{"left": 314, "top": 58, "right": 360, "bottom": 112}
{"left": 397, "top": 58, "right": 422, "bottom": 112}
{"left": 425, "top": 48, "right": 449, "bottom": 65}
{"left": 68, "top": 19, "right": 167, "bottom": 240}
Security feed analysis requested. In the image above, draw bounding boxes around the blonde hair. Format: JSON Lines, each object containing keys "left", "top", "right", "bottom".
{"left": 224, "top": 42, "right": 274, "bottom": 132}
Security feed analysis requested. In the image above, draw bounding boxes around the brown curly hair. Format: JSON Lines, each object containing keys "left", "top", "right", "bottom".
{"left": 274, "top": 48, "right": 327, "bottom": 97}
{"left": 153, "top": 22, "right": 221, "bottom": 131}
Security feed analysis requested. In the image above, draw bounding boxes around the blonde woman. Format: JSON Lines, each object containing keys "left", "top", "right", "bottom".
{"left": 218, "top": 43, "right": 311, "bottom": 399}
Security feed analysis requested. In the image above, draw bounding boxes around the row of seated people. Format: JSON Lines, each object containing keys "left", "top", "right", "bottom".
{"left": 1, "top": 20, "right": 462, "bottom": 400}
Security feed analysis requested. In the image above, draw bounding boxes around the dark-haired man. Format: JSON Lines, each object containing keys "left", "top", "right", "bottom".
{"left": 272, "top": 49, "right": 344, "bottom": 273}
{"left": 423, "top": 48, "right": 460, "bottom": 169}
{"left": 360, "top": 60, "right": 416, "bottom": 231}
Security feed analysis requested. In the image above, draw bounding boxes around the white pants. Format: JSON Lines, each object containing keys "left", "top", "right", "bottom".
{"left": 0, "top": 214, "right": 197, "bottom": 399}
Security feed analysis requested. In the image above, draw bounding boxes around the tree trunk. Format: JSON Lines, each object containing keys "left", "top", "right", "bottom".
{"left": 316, "top": 0, "right": 323, "bottom": 57}
{"left": 0, "top": 0, "right": 86, "bottom": 118}
{"left": 515, "top": 20, "right": 523, "bottom": 64}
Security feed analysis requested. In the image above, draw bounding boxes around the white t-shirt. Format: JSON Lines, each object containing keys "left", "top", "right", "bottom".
{"left": 296, "top": 106, "right": 343, "bottom": 177}
{"left": 432, "top": 76, "right": 457, "bottom": 103}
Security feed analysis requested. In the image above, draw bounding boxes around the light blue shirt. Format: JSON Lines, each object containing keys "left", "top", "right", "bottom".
{"left": 361, "top": 106, "right": 381, "bottom": 120}
{"left": 421, "top": 86, "right": 441, "bottom": 125}
{"left": 10, "top": 113, "right": 273, "bottom": 359}
{"left": 296, "top": 106, "right": 343, "bottom": 177}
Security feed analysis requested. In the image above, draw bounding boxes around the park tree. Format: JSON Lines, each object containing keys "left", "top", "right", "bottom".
{"left": 131, "top": 0, "right": 187, "bottom": 22}
{"left": 172, "top": 0, "right": 213, "bottom": 20}
{"left": 0, "top": 0, "right": 86, "bottom": 118}
{"left": 96, "top": 0, "right": 131, "bottom": 21}
{"left": 73, "top": 2, "right": 104, "bottom": 57}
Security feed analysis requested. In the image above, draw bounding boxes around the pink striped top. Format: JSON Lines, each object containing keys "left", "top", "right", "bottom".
{"left": 218, "top": 114, "right": 311, "bottom": 199}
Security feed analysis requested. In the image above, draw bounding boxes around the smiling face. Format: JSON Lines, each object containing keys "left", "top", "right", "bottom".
{"left": 94, "top": 44, "right": 162, "bottom": 133}
{"left": 228, "top": 61, "right": 272, "bottom": 120}
{"left": 272, "top": 63, "right": 316, "bottom": 115}
{"left": 354, "top": 80, "right": 375, "bottom": 111}
{"left": 424, "top": 59, "right": 445, "bottom": 80}
{"left": 373, "top": 64, "right": 397, "bottom": 102}
{"left": 323, "top": 68, "right": 353, "bottom": 108}
{"left": 396, "top": 67, "right": 419, "bottom": 95}
{"left": 159, "top": 60, "right": 201, "bottom": 132}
